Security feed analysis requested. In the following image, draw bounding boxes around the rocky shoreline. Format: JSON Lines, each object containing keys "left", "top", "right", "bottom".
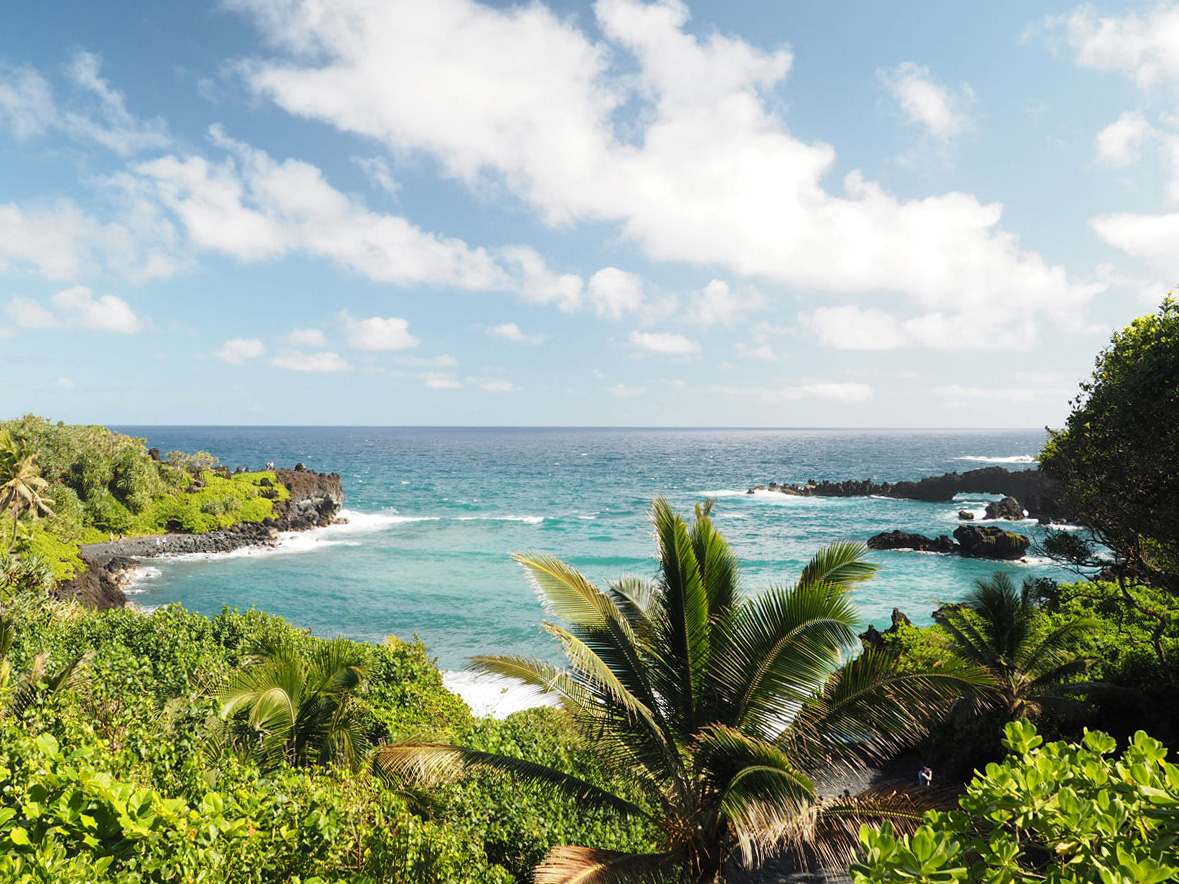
{"left": 747, "top": 466, "right": 1069, "bottom": 523}
{"left": 54, "top": 466, "right": 345, "bottom": 611}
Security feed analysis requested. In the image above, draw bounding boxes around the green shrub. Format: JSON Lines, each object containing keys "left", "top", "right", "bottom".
{"left": 853, "top": 720, "right": 1179, "bottom": 883}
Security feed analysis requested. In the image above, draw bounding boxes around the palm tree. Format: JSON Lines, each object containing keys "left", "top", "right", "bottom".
{"left": 0, "top": 432, "right": 55, "bottom": 553}
{"left": 213, "top": 636, "right": 368, "bottom": 771}
{"left": 936, "top": 572, "right": 1092, "bottom": 720}
{"left": 0, "top": 608, "right": 87, "bottom": 718}
{"left": 376, "top": 499, "right": 981, "bottom": 883}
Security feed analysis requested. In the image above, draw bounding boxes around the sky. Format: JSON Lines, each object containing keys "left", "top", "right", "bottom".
{"left": 1, "top": 0, "right": 1177, "bottom": 427}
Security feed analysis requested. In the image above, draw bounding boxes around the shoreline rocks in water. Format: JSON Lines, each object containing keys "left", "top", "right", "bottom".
{"left": 747, "top": 466, "right": 1069, "bottom": 523}
{"left": 54, "top": 467, "right": 345, "bottom": 611}
{"left": 867, "top": 524, "right": 1032, "bottom": 560}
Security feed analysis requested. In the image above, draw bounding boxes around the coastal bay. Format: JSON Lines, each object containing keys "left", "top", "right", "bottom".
{"left": 116, "top": 426, "right": 1066, "bottom": 670}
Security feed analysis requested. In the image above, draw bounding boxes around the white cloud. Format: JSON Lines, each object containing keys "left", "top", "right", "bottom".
{"left": 272, "top": 350, "right": 351, "bottom": 372}
{"left": 1051, "top": 5, "right": 1179, "bottom": 89}
{"left": 1095, "top": 110, "right": 1154, "bottom": 166}
{"left": 0, "top": 52, "right": 168, "bottom": 155}
{"left": 400, "top": 354, "right": 458, "bottom": 367}
{"left": 880, "top": 62, "right": 973, "bottom": 141}
{"left": 499, "top": 247, "right": 584, "bottom": 312}
{"left": 775, "top": 382, "right": 873, "bottom": 403}
{"left": 216, "top": 337, "right": 267, "bottom": 365}
{"left": 5, "top": 285, "right": 143, "bottom": 334}
{"left": 803, "top": 298, "right": 1060, "bottom": 351}
{"left": 476, "top": 378, "right": 521, "bottom": 392}
{"left": 286, "top": 327, "right": 326, "bottom": 348}
{"left": 227, "top": 0, "right": 1094, "bottom": 344}
{"left": 5, "top": 297, "right": 58, "bottom": 329}
{"left": 687, "top": 279, "right": 762, "bottom": 327}
{"left": 343, "top": 313, "right": 419, "bottom": 350}
{"left": 61, "top": 51, "right": 170, "bottom": 155}
{"left": 608, "top": 383, "right": 646, "bottom": 397}
{"left": 0, "top": 64, "right": 56, "bottom": 139}
{"left": 134, "top": 127, "right": 506, "bottom": 289}
{"left": 629, "top": 330, "right": 699, "bottom": 355}
{"left": 735, "top": 342, "right": 776, "bottom": 361}
{"left": 587, "top": 267, "right": 644, "bottom": 320}
{"left": 352, "top": 155, "right": 399, "bottom": 195}
{"left": 54, "top": 377, "right": 74, "bottom": 391}
{"left": 488, "top": 322, "right": 545, "bottom": 344}
{"left": 423, "top": 372, "right": 462, "bottom": 389}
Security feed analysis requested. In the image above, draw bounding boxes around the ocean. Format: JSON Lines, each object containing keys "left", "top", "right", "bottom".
{"left": 112, "top": 427, "right": 1060, "bottom": 677}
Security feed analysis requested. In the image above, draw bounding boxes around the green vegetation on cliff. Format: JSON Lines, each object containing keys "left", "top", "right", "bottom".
{"left": 0, "top": 415, "right": 290, "bottom": 581}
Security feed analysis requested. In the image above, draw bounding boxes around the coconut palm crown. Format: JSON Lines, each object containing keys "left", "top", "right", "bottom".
{"left": 0, "top": 432, "right": 55, "bottom": 553}
{"left": 936, "top": 572, "right": 1093, "bottom": 720}
{"left": 376, "top": 498, "right": 982, "bottom": 883}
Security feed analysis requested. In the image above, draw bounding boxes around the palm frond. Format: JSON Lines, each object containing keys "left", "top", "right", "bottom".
{"left": 650, "top": 496, "right": 711, "bottom": 731}
{"left": 372, "top": 743, "right": 649, "bottom": 820}
{"left": 514, "top": 552, "right": 615, "bottom": 628}
{"left": 785, "top": 649, "right": 989, "bottom": 766}
{"left": 712, "top": 582, "right": 860, "bottom": 738}
{"left": 533, "top": 846, "right": 680, "bottom": 884}
{"left": 797, "top": 542, "right": 878, "bottom": 591}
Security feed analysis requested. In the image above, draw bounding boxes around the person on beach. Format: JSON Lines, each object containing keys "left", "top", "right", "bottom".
{"left": 918, "top": 766, "right": 932, "bottom": 788}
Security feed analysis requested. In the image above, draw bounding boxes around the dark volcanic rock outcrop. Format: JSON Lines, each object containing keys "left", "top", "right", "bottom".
{"left": 748, "top": 466, "right": 1069, "bottom": 522}
{"left": 867, "top": 530, "right": 958, "bottom": 554}
{"left": 860, "top": 608, "right": 913, "bottom": 651}
{"left": 953, "top": 524, "right": 1031, "bottom": 560}
{"left": 984, "top": 495, "right": 1025, "bottom": 521}
{"left": 958, "top": 510, "right": 975, "bottom": 521}
{"left": 55, "top": 468, "right": 344, "bottom": 611}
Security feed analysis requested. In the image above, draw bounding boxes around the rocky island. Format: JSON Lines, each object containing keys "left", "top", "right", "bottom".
{"left": 747, "top": 465, "right": 1069, "bottom": 523}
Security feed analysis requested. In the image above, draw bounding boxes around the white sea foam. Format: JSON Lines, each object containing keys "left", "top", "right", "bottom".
{"left": 453, "top": 515, "right": 545, "bottom": 524}
{"left": 954, "top": 455, "right": 1038, "bottom": 464}
{"left": 442, "top": 671, "right": 558, "bottom": 719}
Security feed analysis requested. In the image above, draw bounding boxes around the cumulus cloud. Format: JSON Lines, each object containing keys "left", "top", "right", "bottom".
{"left": 227, "top": 0, "right": 1093, "bottom": 340}
{"left": 686, "top": 279, "right": 762, "bottom": 327}
{"left": 880, "top": 62, "right": 973, "bottom": 141}
{"left": 488, "top": 322, "right": 545, "bottom": 344}
{"left": 272, "top": 350, "right": 351, "bottom": 372}
{"left": 587, "top": 267, "right": 644, "bottom": 320}
{"left": 1095, "top": 110, "right": 1154, "bottom": 166}
{"left": 5, "top": 285, "right": 143, "bottom": 333}
{"left": 937, "top": 384, "right": 1040, "bottom": 403}
{"left": 629, "top": 330, "right": 699, "bottom": 355}
{"left": 1050, "top": 4, "right": 1179, "bottom": 89}
{"left": 342, "top": 313, "right": 419, "bottom": 350}
{"left": 134, "top": 127, "right": 506, "bottom": 288}
{"left": 215, "top": 337, "right": 267, "bottom": 365}
{"left": 400, "top": 353, "right": 458, "bottom": 367}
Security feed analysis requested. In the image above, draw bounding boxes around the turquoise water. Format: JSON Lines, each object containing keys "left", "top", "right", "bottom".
{"left": 114, "top": 427, "right": 1060, "bottom": 670}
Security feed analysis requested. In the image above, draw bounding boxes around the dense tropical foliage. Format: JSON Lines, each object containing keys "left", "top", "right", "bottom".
{"left": 377, "top": 499, "right": 982, "bottom": 883}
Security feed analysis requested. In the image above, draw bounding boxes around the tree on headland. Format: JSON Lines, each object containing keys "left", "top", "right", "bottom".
{"left": 1040, "top": 297, "right": 1179, "bottom": 682}
{"left": 0, "top": 431, "right": 55, "bottom": 553}
{"left": 376, "top": 498, "right": 983, "bottom": 883}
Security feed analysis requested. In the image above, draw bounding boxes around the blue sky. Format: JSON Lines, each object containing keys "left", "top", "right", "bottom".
{"left": 1, "top": 0, "right": 1175, "bottom": 426}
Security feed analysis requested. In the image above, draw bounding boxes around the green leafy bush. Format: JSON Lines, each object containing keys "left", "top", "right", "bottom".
{"left": 853, "top": 720, "right": 1179, "bottom": 883}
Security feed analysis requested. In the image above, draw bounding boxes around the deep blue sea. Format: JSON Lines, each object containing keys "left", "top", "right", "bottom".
{"left": 112, "top": 427, "right": 1060, "bottom": 671}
